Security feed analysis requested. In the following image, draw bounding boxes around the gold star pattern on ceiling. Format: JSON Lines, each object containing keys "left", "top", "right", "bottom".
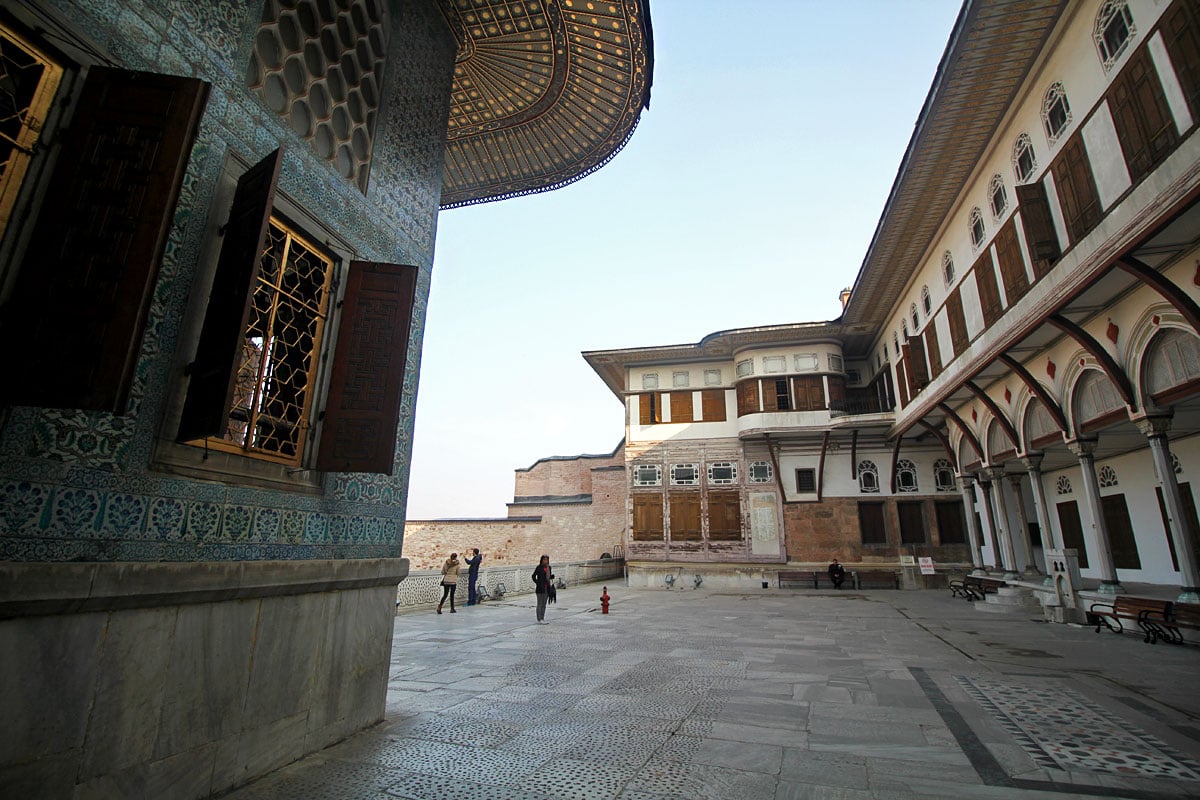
{"left": 436, "top": 0, "right": 653, "bottom": 208}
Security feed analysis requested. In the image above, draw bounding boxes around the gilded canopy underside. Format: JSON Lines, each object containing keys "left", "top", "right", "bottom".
{"left": 436, "top": 0, "right": 652, "bottom": 208}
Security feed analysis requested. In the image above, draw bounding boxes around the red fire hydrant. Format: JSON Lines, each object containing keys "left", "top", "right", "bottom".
{"left": 600, "top": 586, "right": 610, "bottom": 614}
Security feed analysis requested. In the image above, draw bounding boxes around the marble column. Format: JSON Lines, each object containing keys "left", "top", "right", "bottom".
{"left": 958, "top": 474, "right": 985, "bottom": 573}
{"left": 1020, "top": 453, "right": 1058, "bottom": 577}
{"left": 984, "top": 467, "right": 1019, "bottom": 578}
{"left": 1067, "top": 438, "right": 1122, "bottom": 594}
{"left": 976, "top": 478, "right": 1004, "bottom": 572}
{"left": 1007, "top": 474, "right": 1041, "bottom": 575}
{"left": 1136, "top": 416, "right": 1200, "bottom": 603}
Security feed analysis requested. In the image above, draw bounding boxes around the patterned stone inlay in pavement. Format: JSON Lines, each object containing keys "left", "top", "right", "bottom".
{"left": 958, "top": 676, "right": 1200, "bottom": 780}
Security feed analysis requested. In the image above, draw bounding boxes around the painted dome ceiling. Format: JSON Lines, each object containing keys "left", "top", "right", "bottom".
{"left": 436, "top": 0, "right": 653, "bottom": 208}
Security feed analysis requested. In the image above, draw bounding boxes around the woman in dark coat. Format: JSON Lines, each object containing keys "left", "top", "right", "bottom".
{"left": 532, "top": 554, "right": 554, "bottom": 624}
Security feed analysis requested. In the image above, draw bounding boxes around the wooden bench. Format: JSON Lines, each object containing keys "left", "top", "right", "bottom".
{"left": 778, "top": 570, "right": 843, "bottom": 589}
{"left": 953, "top": 574, "right": 1006, "bottom": 600}
{"left": 1089, "top": 596, "right": 1172, "bottom": 639}
{"left": 852, "top": 570, "right": 900, "bottom": 590}
{"left": 1140, "top": 602, "right": 1200, "bottom": 645}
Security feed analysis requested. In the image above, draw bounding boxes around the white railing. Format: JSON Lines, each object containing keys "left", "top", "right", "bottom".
{"left": 395, "top": 558, "right": 625, "bottom": 611}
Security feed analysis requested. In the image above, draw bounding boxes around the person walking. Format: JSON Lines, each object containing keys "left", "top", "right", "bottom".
{"left": 437, "top": 553, "right": 460, "bottom": 614}
{"left": 464, "top": 548, "right": 482, "bottom": 605}
{"left": 531, "top": 554, "right": 554, "bottom": 624}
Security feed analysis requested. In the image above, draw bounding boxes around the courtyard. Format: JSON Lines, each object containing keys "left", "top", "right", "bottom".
{"left": 221, "top": 584, "right": 1200, "bottom": 799}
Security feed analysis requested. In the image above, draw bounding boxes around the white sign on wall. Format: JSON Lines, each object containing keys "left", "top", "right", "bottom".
{"left": 749, "top": 492, "right": 780, "bottom": 555}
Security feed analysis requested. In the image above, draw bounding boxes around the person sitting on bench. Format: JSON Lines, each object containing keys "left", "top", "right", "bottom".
{"left": 828, "top": 559, "right": 846, "bottom": 590}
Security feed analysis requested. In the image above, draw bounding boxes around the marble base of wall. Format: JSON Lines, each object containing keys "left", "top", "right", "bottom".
{"left": 0, "top": 557, "right": 407, "bottom": 799}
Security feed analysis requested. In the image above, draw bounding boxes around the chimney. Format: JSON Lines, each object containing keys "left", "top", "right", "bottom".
{"left": 839, "top": 287, "right": 852, "bottom": 309}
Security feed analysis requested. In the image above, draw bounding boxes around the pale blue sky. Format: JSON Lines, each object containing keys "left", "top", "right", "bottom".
{"left": 407, "top": 0, "right": 964, "bottom": 519}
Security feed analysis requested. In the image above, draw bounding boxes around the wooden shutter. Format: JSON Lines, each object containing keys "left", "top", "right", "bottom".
{"left": 791, "top": 376, "right": 824, "bottom": 411}
{"left": 1050, "top": 133, "right": 1101, "bottom": 244}
{"left": 669, "top": 391, "right": 693, "bottom": 422}
{"left": 946, "top": 288, "right": 969, "bottom": 355}
{"left": 669, "top": 494, "right": 702, "bottom": 541}
{"left": 700, "top": 389, "right": 726, "bottom": 421}
{"left": 858, "top": 502, "right": 887, "bottom": 544}
{"left": 707, "top": 491, "right": 742, "bottom": 541}
{"left": 316, "top": 261, "right": 417, "bottom": 473}
{"left": 924, "top": 327, "right": 942, "bottom": 379}
{"left": 896, "top": 359, "right": 911, "bottom": 407}
{"left": 826, "top": 375, "right": 846, "bottom": 408}
{"left": 1015, "top": 182, "right": 1060, "bottom": 275}
{"left": 632, "top": 494, "right": 664, "bottom": 540}
{"left": 1162, "top": 0, "right": 1200, "bottom": 119}
{"left": 906, "top": 337, "right": 929, "bottom": 390}
{"left": 994, "top": 219, "right": 1029, "bottom": 305}
{"left": 638, "top": 393, "right": 661, "bottom": 425}
{"left": 973, "top": 252, "right": 1004, "bottom": 327}
{"left": 2, "top": 68, "right": 209, "bottom": 412}
{"left": 736, "top": 380, "right": 759, "bottom": 416}
{"left": 1110, "top": 44, "right": 1179, "bottom": 184}
{"left": 935, "top": 501, "right": 967, "bottom": 544}
{"left": 177, "top": 149, "right": 283, "bottom": 440}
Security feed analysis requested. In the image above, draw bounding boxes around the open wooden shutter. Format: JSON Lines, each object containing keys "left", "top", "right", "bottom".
{"left": 896, "top": 359, "right": 911, "bottom": 407}
{"left": 1107, "top": 44, "right": 1178, "bottom": 184}
{"left": 1015, "top": 182, "right": 1060, "bottom": 275}
{"left": 1162, "top": 0, "right": 1200, "bottom": 119}
{"left": 177, "top": 149, "right": 282, "bottom": 441}
{"left": 994, "top": 219, "right": 1029, "bottom": 305}
{"left": 924, "top": 327, "right": 942, "bottom": 379}
{"left": 973, "top": 252, "right": 1004, "bottom": 328}
{"left": 736, "top": 380, "right": 759, "bottom": 416}
{"left": 908, "top": 336, "right": 929, "bottom": 390}
{"left": 1050, "top": 133, "right": 1101, "bottom": 244}
{"left": 946, "top": 288, "right": 969, "bottom": 355}
{"left": 826, "top": 375, "right": 846, "bottom": 407}
{"left": 2, "top": 67, "right": 208, "bottom": 412}
{"left": 316, "top": 261, "right": 418, "bottom": 474}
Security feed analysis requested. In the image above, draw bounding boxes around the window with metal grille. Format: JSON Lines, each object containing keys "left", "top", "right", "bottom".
{"left": 942, "top": 251, "right": 955, "bottom": 286}
{"left": 748, "top": 460, "right": 773, "bottom": 483}
{"left": 1095, "top": 1, "right": 1135, "bottom": 70}
{"left": 896, "top": 459, "right": 919, "bottom": 492}
{"left": 922, "top": 286, "right": 932, "bottom": 315}
{"left": 969, "top": 207, "right": 986, "bottom": 248}
{"left": 988, "top": 175, "right": 1008, "bottom": 220}
{"left": 795, "top": 468, "right": 816, "bottom": 494}
{"left": 934, "top": 459, "right": 956, "bottom": 492}
{"left": 0, "top": 23, "right": 63, "bottom": 244}
{"left": 632, "top": 463, "right": 662, "bottom": 486}
{"left": 670, "top": 463, "right": 699, "bottom": 485}
{"left": 1042, "top": 82, "right": 1071, "bottom": 143}
{"left": 707, "top": 462, "right": 737, "bottom": 485}
{"left": 1012, "top": 133, "right": 1037, "bottom": 182}
{"left": 202, "top": 217, "right": 335, "bottom": 465}
{"left": 859, "top": 460, "right": 880, "bottom": 493}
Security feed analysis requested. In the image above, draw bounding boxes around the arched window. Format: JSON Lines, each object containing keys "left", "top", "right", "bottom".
{"left": 896, "top": 459, "right": 918, "bottom": 492}
{"left": 969, "top": 207, "right": 986, "bottom": 248}
{"left": 858, "top": 460, "right": 879, "bottom": 493}
{"left": 988, "top": 174, "right": 1008, "bottom": 220}
{"left": 1143, "top": 328, "right": 1200, "bottom": 403}
{"left": 1095, "top": 1, "right": 1135, "bottom": 70}
{"left": 1012, "top": 133, "right": 1036, "bottom": 182}
{"left": 922, "top": 285, "right": 932, "bottom": 316}
{"left": 1042, "top": 82, "right": 1071, "bottom": 144}
{"left": 1056, "top": 476, "right": 1072, "bottom": 495}
{"left": 942, "top": 251, "right": 955, "bottom": 286}
{"left": 893, "top": 332, "right": 900, "bottom": 355}
{"left": 1073, "top": 370, "right": 1125, "bottom": 430}
{"left": 1173, "top": 453, "right": 1183, "bottom": 475}
{"left": 910, "top": 303, "right": 920, "bottom": 330}
{"left": 934, "top": 458, "right": 956, "bottom": 491}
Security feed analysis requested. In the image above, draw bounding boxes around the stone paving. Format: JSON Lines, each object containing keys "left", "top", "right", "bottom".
{"left": 220, "top": 584, "right": 1200, "bottom": 799}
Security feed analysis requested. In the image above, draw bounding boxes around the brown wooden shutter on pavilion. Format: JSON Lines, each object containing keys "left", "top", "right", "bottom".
{"left": 632, "top": 494, "right": 664, "bottom": 540}
{"left": 906, "top": 337, "right": 929, "bottom": 391}
{"left": 638, "top": 393, "right": 660, "bottom": 425}
{"left": 700, "top": 388, "right": 726, "bottom": 421}
{"left": 669, "top": 391, "right": 693, "bottom": 423}
{"left": 791, "top": 376, "right": 825, "bottom": 411}
{"left": 736, "top": 380, "right": 759, "bottom": 416}
{"left": 1162, "top": 0, "right": 1200, "bottom": 119}
{"left": 707, "top": 490, "right": 742, "bottom": 541}
{"left": 669, "top": 494, "right": 702, "bottom": 541}
{"left": 896, "top": 359, "right": 911, "bottom": 407}
{"left": 315, "top": 261, "right": 417, "bottom": 474}
{"left": 924, "top": 327, "right": 942, "bottom": 379}
{"left": 1015, "top": 182, "right": 1060, "bottom": 275}
{"left": 994, "top": 218, "right": 1030, "bottom": 305}
{"left": 946, "top": 289, "right": 969, "bottom": 355}
{"left": 1, "top": 68, "right": 209, "bottom": 412}
{"left": 177, "top": 149, "right": 283, "bottom": 441}
{"left": 1107, "top": 44, "right": 1179, "bottom": 184}
{"left": 826, "top": 375, "right": 846, "bottom": 407}
{"left": 973, "top": 252, "right": 1004, "bottom": 327}
{"left": 1050, "top": 133, "right": 1102, "bottom": 244}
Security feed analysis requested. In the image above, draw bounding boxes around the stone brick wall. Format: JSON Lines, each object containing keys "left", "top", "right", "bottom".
{"left": 782, "top": 495, "right": 971, "bottom": 565}
{"left": 513, "top": 442, "right": 623, "bottom": 499}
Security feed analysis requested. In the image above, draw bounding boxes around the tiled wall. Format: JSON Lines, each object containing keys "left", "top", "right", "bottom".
{"left": 0, "top": 0, "right": 456, "bottom": 562}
